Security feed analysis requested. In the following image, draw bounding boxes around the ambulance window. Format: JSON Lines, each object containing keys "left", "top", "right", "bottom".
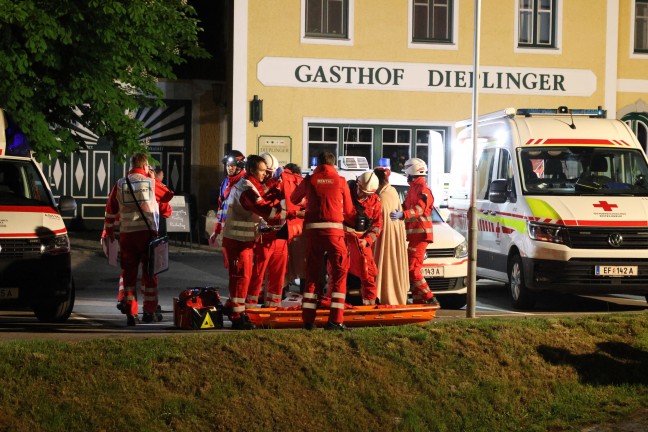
{"left": 476, "top": 148, "right": 496, "bottom": 199}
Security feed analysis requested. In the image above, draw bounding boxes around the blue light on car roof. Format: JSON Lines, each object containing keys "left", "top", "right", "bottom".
{"left": 5, "top": 115, "right": 31, "bottom": 157}
{"left": 378, "top": 158, "right": 390, "bottom": 168}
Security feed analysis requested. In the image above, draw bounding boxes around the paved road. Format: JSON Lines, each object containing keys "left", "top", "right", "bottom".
{"left": 0, "top": 232, "right": 646, "bottom": 341}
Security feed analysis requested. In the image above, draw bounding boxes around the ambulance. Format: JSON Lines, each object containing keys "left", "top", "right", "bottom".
{"left": 0, "top": 110, "right": 77, "bottom": 321}
{"left": 448, "top": 107, "right": 648, "bottom": 309}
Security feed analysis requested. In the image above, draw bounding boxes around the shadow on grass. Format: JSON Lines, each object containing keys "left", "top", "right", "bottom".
{"left": 538, "top": 342, "right": 648, "bottom": 385}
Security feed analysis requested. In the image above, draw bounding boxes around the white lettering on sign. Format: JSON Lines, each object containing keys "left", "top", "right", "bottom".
{"left": 257, "top": 57, "right": 597, "bottom": 97}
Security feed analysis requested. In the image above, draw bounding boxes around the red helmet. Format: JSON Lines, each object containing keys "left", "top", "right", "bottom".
{"left": 222, "top": 150, "right": 246, "bottom": 170}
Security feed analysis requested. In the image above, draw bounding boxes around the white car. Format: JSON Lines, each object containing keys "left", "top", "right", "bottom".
{"left": 335, "top": 156, "right": 468, "bottom": 309}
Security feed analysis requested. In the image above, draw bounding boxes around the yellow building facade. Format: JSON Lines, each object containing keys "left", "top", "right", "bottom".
{"left": 231, "top": 0, "right": 648, "bottom": 176}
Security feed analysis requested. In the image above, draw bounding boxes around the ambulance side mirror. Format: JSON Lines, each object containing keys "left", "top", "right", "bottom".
{"left": 58, "top": 195, "right": 77, "bottom": 213}
{"left": 489, "top": 179, "right": 509, "bottom": 204}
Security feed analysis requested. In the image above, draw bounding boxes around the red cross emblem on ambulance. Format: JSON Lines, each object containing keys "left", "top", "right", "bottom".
{"left": 593, "top": 201, "right": 618, "bottom": 211}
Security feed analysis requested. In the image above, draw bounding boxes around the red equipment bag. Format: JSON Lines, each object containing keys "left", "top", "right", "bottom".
{"left": 173, "top": 287, "right": 224, "bottom": 330}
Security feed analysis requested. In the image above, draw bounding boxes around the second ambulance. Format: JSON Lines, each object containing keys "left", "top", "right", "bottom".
{"left": 448, "top": 107, "right": 648, "bottom": 309}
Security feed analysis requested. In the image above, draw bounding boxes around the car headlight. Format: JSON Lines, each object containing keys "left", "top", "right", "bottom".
{"left": 527, "top": 221, "right": 566, "bottom": 245}
{"left": 40, "top": 233, "right": 70, "bottom": 255}
{"left": 455, "top": 240, "right": 468, "bottom": 258}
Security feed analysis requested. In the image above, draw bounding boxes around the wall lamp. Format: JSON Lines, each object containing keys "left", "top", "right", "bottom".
{"left": 250, "top": 95, "right": 263, "bottom": 127}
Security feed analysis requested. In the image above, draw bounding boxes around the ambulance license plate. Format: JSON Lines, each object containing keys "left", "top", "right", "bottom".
{"left": 594, "top": 266, "right": 638, "bottom": 277}
{"left": 422, "top": 267, "right": 444, "bottom": 277}
{"left": 0, "top": 288, "right": 19, "bottom": 299}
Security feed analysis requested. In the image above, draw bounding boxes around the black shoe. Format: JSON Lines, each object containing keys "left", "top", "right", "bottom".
{"left": 303, "top": 322, "right": 317, "bottom": 331}
{"left": 126, "top": 314, "right": 138, "bottom": 326}
{"left": 324, "top": 321, "right": 351, "bottom": 331}
{"left": 116, "top": 302, "right": 123, "bottom": 312}
{"left": 231, "top": 314, "right": 257, "bottom": 330}
{"left": 142, "top": 306, "right": 163, "bottom": 323}
{"left": 426, "top": 297, "right": 441, "bottom": 307}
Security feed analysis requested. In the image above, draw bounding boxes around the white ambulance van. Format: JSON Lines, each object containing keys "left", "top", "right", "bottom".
{"left": 0, "top": 110, "right": 77, "bottom": 321}
{"left": 336, "top": 156, "right": 468, "bottom": 308}
{"left": 448, "top": 107, "right": 648, "bottom": 309}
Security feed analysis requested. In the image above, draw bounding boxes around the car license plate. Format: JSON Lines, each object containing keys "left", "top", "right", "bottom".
{"left": 422, "top": 267, "right": 444, "bottom": 277}
{"left": 0, "top": 288, "right": 19, "bottom": 299}
{"left": 594, "top": 266, "right": 638, "bottom": 277}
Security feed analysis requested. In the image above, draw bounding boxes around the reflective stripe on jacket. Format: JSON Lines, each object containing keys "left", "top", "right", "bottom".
{"left": 104, "top": 169, "right": 159, "bottom": 234}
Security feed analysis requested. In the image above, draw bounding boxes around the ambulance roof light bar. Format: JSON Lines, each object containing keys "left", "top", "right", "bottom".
{"left": 516, "top": 106, "right": 606, "bottom": 118}
{"left": 456, "top": 106, "right": 606, "bottom": 128}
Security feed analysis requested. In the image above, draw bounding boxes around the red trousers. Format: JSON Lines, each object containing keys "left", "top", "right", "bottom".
{"left": 347, "top": 234, "right": 378, "bottom": 304}
{"left": 408, "top": 240, "right": 434, "bottom": 303}
{"left": 222, "top": 237, "right": 254, "bottom": 320}
{"left": 303, "top": 230, "right": 349, "bottom": 324}
{"left": 119, "top": 230, "right": 158, "bottom": 315}
{"left": 249, "top": 234, "right": 288, "bottom": 307}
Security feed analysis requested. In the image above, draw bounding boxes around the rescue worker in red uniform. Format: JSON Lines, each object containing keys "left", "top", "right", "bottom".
{"left": 103, "top": 153, "right": 173, "bottom": 326}
{"left": 247, "top": 152, "right": 288, "bottom": 308}
{"left": 345, "top": 171, "right": 383, "bottom": 305}
{"left": 290, "top": 151, "right": 356, "bottom": 331}
{"left": 210, "top": 150, "right": 246, "bottom": 248}
{"left": 222, "top": 155, "right": 284, "bottom": 330}
{"left": 113, "top": 171, "right": 173, "bottom": 318}
{"left": 389, "top": 158, "right": 440, "bottom": 306}
{"left": 280, "top": 163, "right": 306, "bottom": 292}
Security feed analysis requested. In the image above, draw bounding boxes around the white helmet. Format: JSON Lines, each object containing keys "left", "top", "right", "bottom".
{"left": 403, "top": 158, "right": 427, "bottom": 176}
{"left": 260, "top": 152, "right": 279, "bottom": 171}
{"left": 356, "top": 171, "right": 379, "bottom": 194}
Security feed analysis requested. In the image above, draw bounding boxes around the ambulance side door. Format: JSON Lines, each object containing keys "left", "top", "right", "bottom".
{"left": 490, "top": 148, "right": 515, "bottom": 279}
{"left": 475, "top": 147, "right": 498, "bottom": 276}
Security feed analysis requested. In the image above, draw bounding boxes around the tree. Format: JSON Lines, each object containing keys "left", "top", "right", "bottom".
{"left": 0, "top": 0, "right": 209, "bottom": 163}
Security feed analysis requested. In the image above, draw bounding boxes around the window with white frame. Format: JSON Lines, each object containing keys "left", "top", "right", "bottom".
{"left": 382, "top": 129, "right": 411, "bottom": 173}
{"left": 342, "top": 127, "right": 373, "bottom": 162}
{"left": 635, "top": 0, "right": 648, "bottom": 53}
{"left": 305, "top": 0, "right": 348, "bottom": 39}
{"left": 307, "top": 126, "right": 338, "bottom": 167}
{"left": 412, "top": 0, "right": 453, "bottom": 43}
{"left": 518, "top": 0, "right": 557, "bottom": 48}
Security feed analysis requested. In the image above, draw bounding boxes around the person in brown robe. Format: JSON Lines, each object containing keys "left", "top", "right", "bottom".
{"left": 372, "top": 167, "right": 410, "bottom": 305}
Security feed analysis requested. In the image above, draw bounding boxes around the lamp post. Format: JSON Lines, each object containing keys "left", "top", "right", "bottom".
{"left": 467, "top": 0, "right": 482, "bottom": 319}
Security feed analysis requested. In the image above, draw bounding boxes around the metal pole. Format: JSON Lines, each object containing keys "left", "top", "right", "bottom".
{"left": 466, "top": 0, "right": 482, "bottom": 319}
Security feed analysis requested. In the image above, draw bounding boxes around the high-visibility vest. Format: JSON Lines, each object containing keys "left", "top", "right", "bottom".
{"left": 403, "top": 177, "right": 434, "bottom": 243}
{"left": 116, "top": 173, "right": 159, "bottom": 233}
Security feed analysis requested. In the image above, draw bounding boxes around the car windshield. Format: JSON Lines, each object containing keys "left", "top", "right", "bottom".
{"left": 518, "top": 147, "right": 648, "bottom": 196}
{"left": 0, "top": 159, "right": 53, "bottom": 206}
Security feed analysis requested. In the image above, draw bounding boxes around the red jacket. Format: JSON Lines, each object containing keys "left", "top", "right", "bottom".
{"left": 290, "top": 164, "right": 355, "bottom": 235}
{"left": 403, "top": 176, "right": 434, "bottom": 243}
{"left": 346, "top": 189, "right": 383, "bottom": 247}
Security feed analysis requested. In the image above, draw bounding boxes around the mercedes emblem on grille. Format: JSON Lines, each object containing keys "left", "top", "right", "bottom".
{"left": 608, "top": 233, "right": 623, "bottom": 247}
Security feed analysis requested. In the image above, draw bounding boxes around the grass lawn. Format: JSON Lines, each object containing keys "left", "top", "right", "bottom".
{"left": 1, "top": 314, "right": 647, "bottom": 431}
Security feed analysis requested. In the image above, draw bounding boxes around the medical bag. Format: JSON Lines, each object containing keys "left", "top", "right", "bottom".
{"left": 173, "top": 287, "right": 224, "bottom": 330}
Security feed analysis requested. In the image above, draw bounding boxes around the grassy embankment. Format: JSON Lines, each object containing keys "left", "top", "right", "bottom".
{"left": 1, "top": 314, "right": 648, "bottom": 432}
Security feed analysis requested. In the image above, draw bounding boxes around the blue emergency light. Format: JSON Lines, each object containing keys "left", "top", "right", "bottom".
{"left": 310, "top": 156, "right": 318, "bottom": 167}
{"left": 378, "top": 158, "right": 390, "bottom": 168}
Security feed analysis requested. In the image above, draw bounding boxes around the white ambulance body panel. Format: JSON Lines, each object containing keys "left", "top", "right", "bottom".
{"left": 448, "top": 107, "right": 648, "bottom": 309}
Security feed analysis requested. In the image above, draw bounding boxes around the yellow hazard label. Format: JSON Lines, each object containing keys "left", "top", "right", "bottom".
{"left": 201, "top": 312, "right": 215, "bottom": 329}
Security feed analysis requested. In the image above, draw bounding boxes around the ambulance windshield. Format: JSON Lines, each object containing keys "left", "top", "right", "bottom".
{"left": 518, "top": 147, "right": 648, "bottom": 196}
{"left": 0, "top": 160, "right": 53, "bottom": 206}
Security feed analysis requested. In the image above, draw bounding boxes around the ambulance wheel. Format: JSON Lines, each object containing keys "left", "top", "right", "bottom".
{"left": 508, "top": 255, "right": 535, "bottom": 309}
{"left": 33, "top": 277, "right": 76, "bottom": 323}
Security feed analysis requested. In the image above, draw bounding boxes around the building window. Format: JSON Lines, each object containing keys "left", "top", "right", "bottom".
{"left": 343, "top": 127, "right": 373, "bottom": 162}
{"left": 518, "top": 0, "right": 556, "bottom": 48}
{"left": 382, "top": 129, "right": 411, "bottom": 173}
{"left": 636, "top": 0, "right": 648, "bottom": 53}
{"left": 305, "top": 0, "right": 348, "bottom": 39}
{"left": 307, "top": 126, "right": 338, "bottom": 167}
{"left": 412, "top": 0, "right": 453, "bottom": 43}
